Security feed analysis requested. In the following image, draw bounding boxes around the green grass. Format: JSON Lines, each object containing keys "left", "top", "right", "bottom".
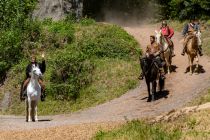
{"left": 0, "top": 20, "right": 141, "bottom": 115}
{"left": 93, "top": 109, "right": 210, "bottom": 140}
{"left": 93, "top": 120, "right": 181, "bottom": 140}
{"left": 3, "top": 58, "right": 139, "bottom": 115}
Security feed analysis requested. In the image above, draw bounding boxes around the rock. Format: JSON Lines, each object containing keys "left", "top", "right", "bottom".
{"left": 33, "top": 0, "right": 83, "bottom": 21}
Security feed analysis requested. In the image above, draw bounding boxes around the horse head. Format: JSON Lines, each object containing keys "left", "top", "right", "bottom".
{"left": 155, "top": 30, "right": 162, "bottom": 45}
{"left": 140, "top": 57, "right": 152, "bottom": 74}
{"left": 195, "top": 30, "right": 202, "bottom": 46}
{"left": 31, "top": 66, "right": 42, "bottom": 78}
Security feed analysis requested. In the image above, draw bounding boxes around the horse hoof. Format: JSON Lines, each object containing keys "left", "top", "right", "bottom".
{"left": 26, "top": 120, "right": 28, "bottom": 122}
{"left": 32, "top": 119, "right": 36, "bottom": 122}
{"left": 147, "top": 97, "right": 152, "bottom": 102}
{"left": 152, "top": 95, "right": 155, "bottom": 101}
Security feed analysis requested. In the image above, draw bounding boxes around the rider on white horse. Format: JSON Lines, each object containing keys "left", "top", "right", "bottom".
{"left": 181, "top": 16, "right": 203, "bottom": 56}
{"left": 21, "top": 53, "right": 46, "bottom": 101}
{"left": 139, "top": 36, "right": 165, "bottom": 80}
{"left": 160, "top": 20, "right": 175, "bottom": 57}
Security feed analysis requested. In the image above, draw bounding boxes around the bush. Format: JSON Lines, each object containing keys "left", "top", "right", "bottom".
{"left": 157, "top": 0, "right": 210, "bottom": 20}
{"left": 46, "top": 46, "right": 94, "bottom": 100}
{"left": 77, "top": 24, "right": 141, "bottom": 59}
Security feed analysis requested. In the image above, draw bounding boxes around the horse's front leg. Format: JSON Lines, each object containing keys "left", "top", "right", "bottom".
{"left": 191, "top": 57, "right": 195, "bottom": 74}
{"left": 28, "top": 98, "right": 32, "bottom": 122}
{"left": 146, "top": 80, "right": 151, "bottom": 102}
{"left": 195, "top": 56, "right": 199, "bottom": 73}
{"left": 188, "top": 55, "right": 192, "bottom": 74}
{"left": 25, "top": 99, "right": 29, "bottom": 122}
{"left": 167, "top": 65, "right": 171, "bottom": 74}
{"left": 35, "top": 100, "right": 38, "bottom": 121}
{"left": 152, "top": 81, "right": 157, "bottom": 101}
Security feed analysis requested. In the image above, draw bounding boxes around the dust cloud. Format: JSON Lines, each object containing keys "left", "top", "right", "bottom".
{"left": 101, "top": 1, "right": 158, "bottom": 26}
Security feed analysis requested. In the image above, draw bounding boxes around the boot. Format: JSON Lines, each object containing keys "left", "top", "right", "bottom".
{"left": 181, "top": 46, "right": 186, "bottom": 56}
{"left": 171, "top": 50, "right": 176, "bottom": 57}
{"left": 170, "top": 46, "right": 175, "bottom": 57}
{"left": 138, "top": 72, "right": 144, "bottom": 80}
{"left": 198, "top": 45, "right": 203, "bottom": 56}
{"left": 20, "top": 84, "right": 27, "bottom": 101}
{"left": 41, "top": 89, "right": 46, "bottom": 102}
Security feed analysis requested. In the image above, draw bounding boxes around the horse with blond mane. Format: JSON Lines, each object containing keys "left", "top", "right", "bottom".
{"left": 185, "top": 31, "right": 201, "bottom": 74}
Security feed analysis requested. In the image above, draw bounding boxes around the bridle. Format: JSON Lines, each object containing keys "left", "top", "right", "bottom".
{"left": 142, "top": 58, "right": 159, "bottom": 75}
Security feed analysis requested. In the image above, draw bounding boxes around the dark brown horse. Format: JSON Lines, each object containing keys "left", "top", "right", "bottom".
{"left": 140, "top": 57, "right": 165, "bottom": 102}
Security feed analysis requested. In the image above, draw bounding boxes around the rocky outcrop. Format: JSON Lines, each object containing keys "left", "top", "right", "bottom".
{"left": 33, "top": 0, "right": 83, "bottom": 21}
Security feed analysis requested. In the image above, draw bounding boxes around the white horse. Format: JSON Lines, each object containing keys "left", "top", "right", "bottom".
{"left": 26, "top": 65, "right": 42, "bottom": 122}
{"left": 155, "top": 30, "right": 173, "bottom": 74}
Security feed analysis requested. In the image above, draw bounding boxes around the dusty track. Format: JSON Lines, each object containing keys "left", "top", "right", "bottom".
{"left": 1, "top": 24, "right": 210, "bottom": 139}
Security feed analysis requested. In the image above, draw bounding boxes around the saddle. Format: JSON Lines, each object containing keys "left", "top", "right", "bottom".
{"left": 164, "top": 37, "right": 173, "bottom": 47}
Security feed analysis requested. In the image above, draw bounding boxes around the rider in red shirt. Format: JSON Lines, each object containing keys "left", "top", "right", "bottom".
{"left": 160, "top": 21, "right": 175, "bottom": 57}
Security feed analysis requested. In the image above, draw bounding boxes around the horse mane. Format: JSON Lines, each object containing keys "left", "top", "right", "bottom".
{"left": 192, "top": 35, "right": 198, "bottom": 47}
{"left": 186, "top": 34, "right": 199, "bottom": 55}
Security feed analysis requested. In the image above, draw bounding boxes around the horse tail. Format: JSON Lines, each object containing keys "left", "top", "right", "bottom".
{"left": 159, "top": 77, "right": 165, "bottom": 92}
{"left": 20, "top": 81, "right": 24, "bottom": 101}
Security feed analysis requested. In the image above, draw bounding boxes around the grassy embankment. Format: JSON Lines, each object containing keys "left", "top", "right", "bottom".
{"left": 0, "top": 19, "right": 141, "bottom": 115}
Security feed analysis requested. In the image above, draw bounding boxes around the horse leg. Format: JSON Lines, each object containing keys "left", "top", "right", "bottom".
{"left": 191, "top": 57, "right": 195, "bottom": 74}
{"left": 188, "top": 55, "right": 193, "bottom": 75}
{"left": 25, "top": 99, "right": 29, "bottom": 122}
{"left": 195, "top": 56, "right": 199, "bottom": 73}
{"left": 35, "top": 100, "right": 38, "bottom": 121}
{"left": 152, "top": 81, "right": 157, "bottom": 101}
{"left": 164, "top": 53, "right": 170, "bottom": 74}
{"left": 31, "top": 100, "right": 35, "bottom": 122}
{"left": 28, "top": 98, "right": 32, "bottom": 122}
{"left": 146, "top": 80, "right": 151, "bottom": 102}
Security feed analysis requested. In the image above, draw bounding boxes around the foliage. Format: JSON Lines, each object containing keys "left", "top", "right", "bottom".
{"left": 157, "top": 0, "right": 210, "bottom": 20}
{"left": 1, "top": 18, "right": 141, "bottom": 115}
{"left": 0, "top": 0, "right": 37, "bottom": 29}
{"left": 0, "top": 0, "right": 37, "bottom": 82}
{"left": 93, "top": 120, "right": 181, "bottom": 140}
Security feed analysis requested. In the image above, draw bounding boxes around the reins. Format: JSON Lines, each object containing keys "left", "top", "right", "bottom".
{"left": 144, "top": 58, "right": 159, "bottom": 75}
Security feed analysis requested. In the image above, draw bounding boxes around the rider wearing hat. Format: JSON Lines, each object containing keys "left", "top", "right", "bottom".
{"left": 139, "top": 36, "right": 165, "bottom": 80}
{"left": 160, "top": 20, "right": 175, "bottom": 57}
{"left": 181, "top": 16, "right": 203, "bottom": 56}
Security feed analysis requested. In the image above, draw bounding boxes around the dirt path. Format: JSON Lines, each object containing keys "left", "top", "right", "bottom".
{"left": 1, "top": 24, "right": 210, "bottom": 139}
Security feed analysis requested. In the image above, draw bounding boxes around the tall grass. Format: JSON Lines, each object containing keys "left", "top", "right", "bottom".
{"left": 93, "top": 120, "right": 181, "bottom": 140}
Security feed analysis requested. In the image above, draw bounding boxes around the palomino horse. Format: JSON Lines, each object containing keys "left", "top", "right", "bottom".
{"left": 185, "top": 31, "right": 201, "bottom": 74}
{"left": 155, "top": 30, "right": 173, "bottom": 74}
{"left": 26, "top": 66, "right": 42, "bottom": 122}
{"left": 140, "top": 57, "right": 165, "bottom": 102}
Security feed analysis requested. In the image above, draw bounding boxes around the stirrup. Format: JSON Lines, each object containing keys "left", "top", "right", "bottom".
{"left": 138, "top": 75, "right": 144, "bottom": 80}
